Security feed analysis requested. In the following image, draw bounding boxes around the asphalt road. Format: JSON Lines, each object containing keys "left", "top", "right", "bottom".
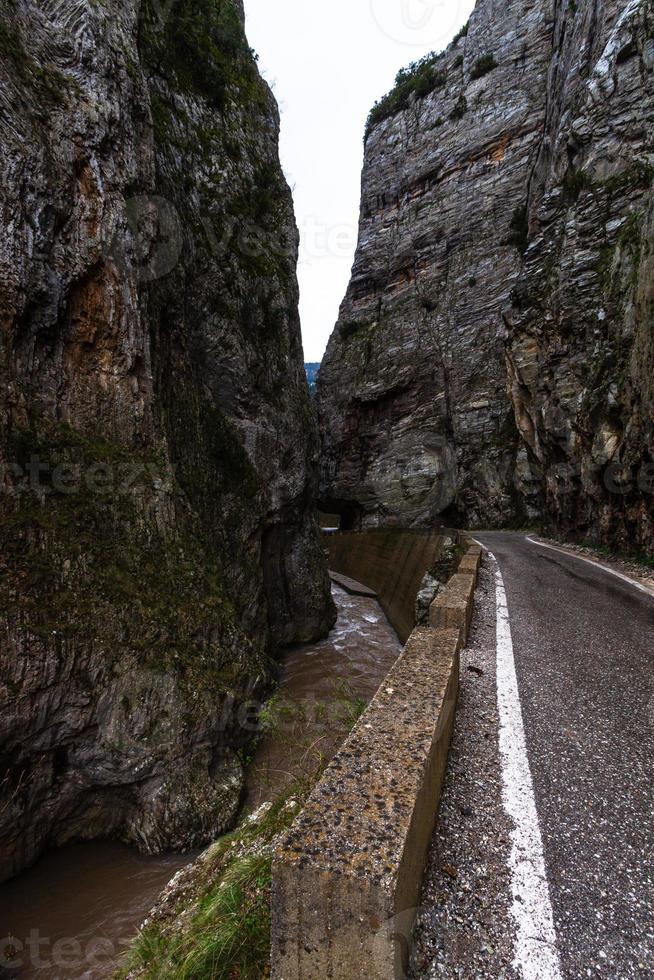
{"left": 475, "top": 532, "right": 654, "bottom": 979}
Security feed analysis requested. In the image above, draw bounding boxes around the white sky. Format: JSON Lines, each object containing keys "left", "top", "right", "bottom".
{"left": 245, "top": 0, "right": 475, "bottom": 362}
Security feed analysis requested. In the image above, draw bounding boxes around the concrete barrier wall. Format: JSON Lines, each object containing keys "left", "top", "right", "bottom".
{"left": 326, "top": 530, "right": 447, "bottom": 643}
{"left": 272, "top": 541, "right": 481, "bottom": 979}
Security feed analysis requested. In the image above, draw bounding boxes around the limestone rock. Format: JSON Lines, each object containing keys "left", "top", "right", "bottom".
{"left": 318, "top": 0, "right": 554, "bottom": 528}
{"left": 506, "top": 0, "right": 654, "bottom": 552}
{"left": 319, "top": 0, "right": 654, "bottom": 556}
{"left": 0, "top": 0, "right": 334, "bottom": 881}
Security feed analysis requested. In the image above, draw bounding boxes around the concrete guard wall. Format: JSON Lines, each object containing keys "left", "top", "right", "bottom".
{"left": 326, "top": 529, "right": 448, "bottom": 643}
{"left": 271, "top": 540, "right": 482, "bottom": 979}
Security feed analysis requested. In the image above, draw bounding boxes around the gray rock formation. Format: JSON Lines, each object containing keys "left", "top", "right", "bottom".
{"left": 0, "top": 0, "right": 334, "bottom": 881}
{"left": 319, "top": 0, "right": 653, "bottom": 555}
{"left": 506, "top": 0, "right": 654, "bottom": 552}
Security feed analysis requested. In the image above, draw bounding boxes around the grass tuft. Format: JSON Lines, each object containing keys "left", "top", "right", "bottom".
{"left": 115, "top": 778, "right": 318, "bottom": 979}
{"left": 505, "top": 204, "right": 529, "bottom": 253}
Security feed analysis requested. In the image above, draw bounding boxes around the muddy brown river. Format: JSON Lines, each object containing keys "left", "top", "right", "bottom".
{"left": 0, "top": 582, "right": 401, "bottom": 979}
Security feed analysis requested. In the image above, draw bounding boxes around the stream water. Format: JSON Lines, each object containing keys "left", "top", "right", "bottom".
{"left": 0, "top": 582, "right": 401, "bottom": 979}
{"left": 246, "top": 583, "right": 402, "bottom": 810}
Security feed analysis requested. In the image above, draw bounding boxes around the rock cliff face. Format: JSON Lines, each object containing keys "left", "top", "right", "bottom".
{"left": 0, "top": 0, "right": 334, "bottom": 881}
{"left": 319, "top": 0, "right": 654, "bottom": 554}
{"left": 506, "top": 0, "right": 654, "bottom": 551}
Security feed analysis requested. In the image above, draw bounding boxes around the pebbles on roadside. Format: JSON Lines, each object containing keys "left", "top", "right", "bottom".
{"left": 409, "top": 559, "right": 518, "bottom": 980}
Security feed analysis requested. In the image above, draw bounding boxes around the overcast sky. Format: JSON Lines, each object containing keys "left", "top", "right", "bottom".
{"left": 245, "top": 0, "right": 475, "bottom": 362}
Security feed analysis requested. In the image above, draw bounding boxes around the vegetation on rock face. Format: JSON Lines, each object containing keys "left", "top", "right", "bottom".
{"left": 138, "top": 0, "right": 262, "bottom": 109}
{"left": 339, "top": 318, "right": 368, "bottom": 339}
{"left": 506, "top": 205, "right": 529, "bottom": 253}
{"left": 449, "top": 93, "right": 468, "bottom": 120}
{"left": 0, "top": 10, "right": 70, "bottom": 107}
{"left": 363, "top": 18, "right": 479, "bottom": 137}
{"left": 0, "top": 418, "right": 262, "bottom": 700}
{"left": 602, "top": 158, "right": 654, "bottom": 197}
{"left": 366, "top": 51, "right": 447, "bottom": 136}
{"left": 0, "top": 0, "right": 333, "bottom": 876}
{"left": 469, "top": 53, "right": 498, "bottom": 79}
{"left": 116, "top": 674, "right": 368, "bottom": 979}
{"left": 562, "top": 167, "right": 593, "bottom": 202}
{"left": 115, "top": 783, "right": 309, "bottom": 980}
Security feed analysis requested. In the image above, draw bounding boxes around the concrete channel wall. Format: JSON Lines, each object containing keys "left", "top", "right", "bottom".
{"left": 326, "top": 529, "right": 448, "bottom": 643}
{"left": 271, "top": 536, "right": 482, "bottom": 979}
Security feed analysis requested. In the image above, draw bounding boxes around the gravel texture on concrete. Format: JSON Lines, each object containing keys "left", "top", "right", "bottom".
{"left": 410, "top": 558, "right": 519, "bottom": 979}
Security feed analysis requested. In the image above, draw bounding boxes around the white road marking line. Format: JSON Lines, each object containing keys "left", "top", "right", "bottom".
{"left": 525, "top": 535, "right": 654, "bottom": 599}
{"left": 472, "top": 539, "right": 563, "bottom": 980}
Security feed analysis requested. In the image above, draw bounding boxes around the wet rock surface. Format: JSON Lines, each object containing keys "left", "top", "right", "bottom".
{"left": 0, "top": 0, "right": 334, "bottom": 881}
{"left": 318, "top": 0, "right": 654, "bottom": 554}
{"left": 318, "top": 0, "right": 553, "bottom": 530}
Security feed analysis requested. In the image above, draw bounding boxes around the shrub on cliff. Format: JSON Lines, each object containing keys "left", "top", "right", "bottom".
{"left": 470, "top": 53, "right": 498, "bottom": 79}
{"left": 117, "top": 686, "right": 367, "bottom": 978}
{"left": 139, "top": 0, "right": 261, "bottom": 109}
{"left": 366, "top": 52, "right": 447, "bottom": 136}
{"left": 562, "top": 167, "right": 594, "bottom": 202}
{"left": 506, "top": 205, "right": 529, "bottom": 253}
{"left": 449, "top": 93, "right": 468, "bottom": 120}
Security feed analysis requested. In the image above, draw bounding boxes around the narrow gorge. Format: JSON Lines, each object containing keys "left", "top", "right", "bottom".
{"left": 319, "top": 0, "right": 654, "bottom": 555}
{"left": 1, "top": 0, "right": 653, "bottom": 976}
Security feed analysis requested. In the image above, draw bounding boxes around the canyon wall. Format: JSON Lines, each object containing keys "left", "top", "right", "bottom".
{"left": 0, "top": 0, "right": 334, "bottom": 881}
{"left": 318, "top": 0, "right": 654, "bottom": 553}
{"left": 507, "top": 0, "right": 654, "bottom": 550}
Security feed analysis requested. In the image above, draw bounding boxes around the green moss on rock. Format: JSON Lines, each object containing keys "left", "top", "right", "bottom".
{"left": 138, "top": 0, "right": 262, "bottom": 109}
{"left": 470, "top": 53, "right": 498, "bottom": 80}
{"left": 0, "top": 12, "right": 70, "bottom": 106}
{"left": 0, "top": 418, "right": 264, "bottom": 699}
{"left": 115, "top": 781, "right": 312, "bottom": 980}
